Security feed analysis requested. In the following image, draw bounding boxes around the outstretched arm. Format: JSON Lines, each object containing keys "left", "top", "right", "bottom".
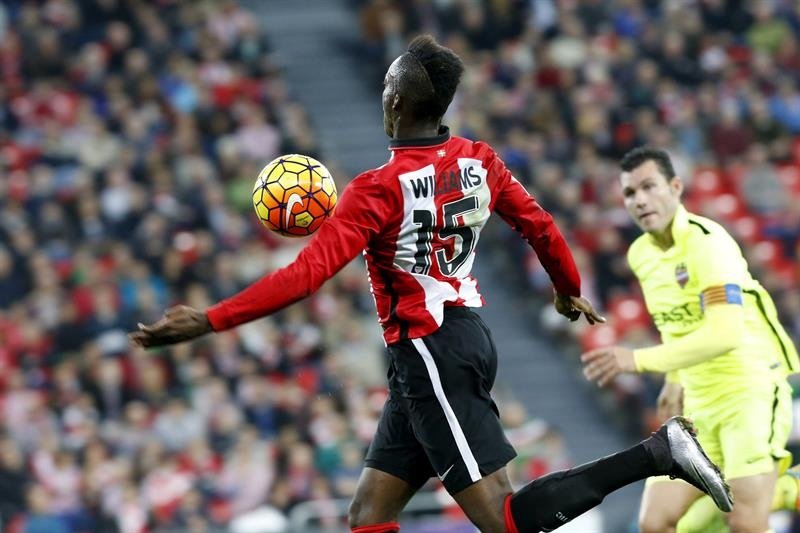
{"left": 130, "top": 174, "right": 389, "bottom": 348}
{"left": 582, "top": 290, "right": 745, "bottom": 386}
{"left": 632, "top": 300, "right": 744, "bottom": 372}
{"left": 582, "top": 228, "right": 749, "bottom": 386}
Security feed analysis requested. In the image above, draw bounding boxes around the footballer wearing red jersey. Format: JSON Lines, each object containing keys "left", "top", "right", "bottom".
{"left": 203, "top": 129, "right": 584, "bottom": 344}
{"left": 131, "top": 36, "right": 732, "bottom": 533}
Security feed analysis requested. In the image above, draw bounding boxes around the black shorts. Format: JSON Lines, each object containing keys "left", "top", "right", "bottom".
{"left": 364, "top": 307, "right": 517, "bottom": 494}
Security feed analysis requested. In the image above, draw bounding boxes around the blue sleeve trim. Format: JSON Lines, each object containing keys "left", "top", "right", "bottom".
{"left": 724, "top": 283, "right": 743, "bottom": 305}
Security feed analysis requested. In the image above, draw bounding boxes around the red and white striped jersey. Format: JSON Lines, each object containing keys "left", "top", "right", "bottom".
{"left": 207, "top": 128, "right": 581, "bottom": 344}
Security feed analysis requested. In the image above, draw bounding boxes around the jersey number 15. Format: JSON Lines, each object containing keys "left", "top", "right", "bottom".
{"left": 412, "top": 195, "right": 479, "bottom": 277}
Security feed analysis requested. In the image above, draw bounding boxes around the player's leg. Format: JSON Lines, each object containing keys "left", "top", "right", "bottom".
{"left": 724, "top": 469, "right": 778, "bottom": 533}
{"left": 676, "top": 493, "right": 728, "bottom": 533}
{"left": 772, "top": 465, "right": 800, "bottom": 511}
{"left": 719, "top": 380, "right": 793, "bottom": 533}
{"left": 505, "top": 416, "right": 732, "bottom": 533}
{"left": 451, "top": 435, "right": 668, "bottom": 533}
{"left": 678, "top": 464, "right": 800, "bottom": 533}
{"left": 348, "top": 467, "right": 417, "bottom": 532}
{"left": 450, "top": 467, "right": 513, "bottom": 533}
{"left": 641, "top": 478, "right": 705, "bottom": 533}
{"left": 352, "top": 374, "right": 435, "bottom": 531}
{"left": 448, "top": 417, "right": 729, "bottom": 533}
{"left": 400, "top": 311, "right": 730, "bottom": 532}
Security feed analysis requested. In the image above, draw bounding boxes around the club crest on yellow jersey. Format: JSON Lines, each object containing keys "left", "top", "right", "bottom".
{"left": 675, "top": 262, "right": 689, "bottom": 288}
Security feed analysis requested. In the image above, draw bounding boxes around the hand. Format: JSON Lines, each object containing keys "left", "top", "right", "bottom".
{"left": 554, "top": 293, "right": 606, "bottom": 325}
{"left": 580, "top": 345, "right": 636, "bottom": 386}
{"left": 656, "top": 381, "right": 683, "bottom": 421}
{"left": 128, "top": 305, "right": 212, "bottom": 349}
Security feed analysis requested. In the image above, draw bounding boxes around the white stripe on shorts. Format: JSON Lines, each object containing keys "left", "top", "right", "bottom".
{"left": 411, "top": 337, "right": 481, "bottom": 483}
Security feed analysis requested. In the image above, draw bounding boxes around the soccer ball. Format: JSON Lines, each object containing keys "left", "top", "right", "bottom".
{"left": 252, "top": 154, "right": 338, "bottom": 237}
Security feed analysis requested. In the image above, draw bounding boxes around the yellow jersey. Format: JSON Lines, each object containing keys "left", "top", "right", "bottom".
{"left": 627, "top": 205, "right": 798, "bottom": 406}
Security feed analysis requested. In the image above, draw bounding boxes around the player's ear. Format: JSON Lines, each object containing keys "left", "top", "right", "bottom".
{"left": 392, "top": 93, "right": 402, "bottom": 112}
{"left": 670, "top": 176, "right": 684, "bottom": 197}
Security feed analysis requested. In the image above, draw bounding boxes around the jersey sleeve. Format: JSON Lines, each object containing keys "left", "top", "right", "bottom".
{"left": 485, "top": 146, "right": 581, "bottom": 297}
{"left": 206, "top": 172, "right": 391, "bottom": 331}
{"left": 634, "top": 304, "right": 745, "bottom": 372}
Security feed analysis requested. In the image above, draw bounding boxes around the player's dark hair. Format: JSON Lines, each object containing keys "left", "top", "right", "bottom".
{"left": 620, "top": 146, "right": 676, "bottom": 181}
{"left": 403, "top": 35, "right": 464, "bottom": 120}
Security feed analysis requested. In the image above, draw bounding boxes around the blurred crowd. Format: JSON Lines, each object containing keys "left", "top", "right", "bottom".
{"left": 6, "top": 0, "right": 800, "bottom": 530}
{"left": 353, "top": 0, "right": 800, "bottom": 436}
{"left": 0, "top": 0, "right": 568, "bottom": 532}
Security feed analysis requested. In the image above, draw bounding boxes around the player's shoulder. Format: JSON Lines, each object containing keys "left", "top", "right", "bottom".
{"left": 684, "top": 212, "right": 725, "bottom": 236}
{"left": 351, "top": 167, "right": 382, "bottom": 185}
{"left": 351, "top": 158, "right": 402, "bottom": 189}
{"left": 682, "top": 211, "right": 735, "bottom": 246}
{"left": 680, "top": 211, "right": 747, "bottom": 270}
{"left": 452, "top": 138, "right": 507, "bottom": 176}
{"left": 346, "top": 162, "right": 403, "bottom": 207}
{"left": 337, "top": 168, "right": 389, "bottom": 204}
{"left": 466, "top": 138, "right": 498, "bottom": 159}
{"left": 627, "top": 233, "right": 652, "bottom": 268}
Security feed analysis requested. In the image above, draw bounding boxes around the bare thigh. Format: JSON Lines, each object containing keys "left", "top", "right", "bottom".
{"left": 348, "top": 467, "right": 419, "bottom": 528}
{"left": 639, "top": 478, "right": 704, "bottom": 533}
{"left": 726, "top": 468, "right": 778, "bottom": 533}
{"left": 451, "top": 467, "right": 514, "bottom": 533}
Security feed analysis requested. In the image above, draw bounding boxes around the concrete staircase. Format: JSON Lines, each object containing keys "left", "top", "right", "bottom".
{"left": 245, "top": 0, "right": 389, "bottom": 176}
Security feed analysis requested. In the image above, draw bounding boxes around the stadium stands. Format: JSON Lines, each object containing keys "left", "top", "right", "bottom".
{"left": 0, "top": 0, "right": 374, "bottom": 530}
{"left": 4, "top": 0, "right": 799, "bottom": 531}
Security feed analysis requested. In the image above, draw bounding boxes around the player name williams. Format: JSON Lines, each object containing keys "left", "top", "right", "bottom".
{"left": 409, "top": 166, "right": 483, "bottom": 198}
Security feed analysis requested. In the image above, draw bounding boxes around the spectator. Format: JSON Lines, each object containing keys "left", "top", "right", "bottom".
{"left": 709, "top": 106, "right": 753, "bottom": 165}
{"left": 0, "top": 437, "right": 29, "bottom": 524}
{"left": 769, "top": 78, "right": 800, "bottom": 134}
{"left": 747, "top": 2, "right": 792, "bottom": 55}
{"left": 741, "top": 144, "right": 790, "bottom": 215}
{"left": 0, "top": 245, "right": 29, "bottom": 307}
{"left": 748, "top": 95, "right": 790, "bottom": 161}
{"left": 153, "top": 397, "right": 205, "bottom": 452}
{"left": 216, "top": 426, "right": 274, "bottom": 515}
{"left": 10, "top": 0, "right": 800, "bottom": 528}
{"left": 22, "top": 484, "right": 69, "bottom": 533}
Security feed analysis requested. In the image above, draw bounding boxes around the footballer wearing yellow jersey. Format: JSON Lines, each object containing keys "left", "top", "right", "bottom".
{"left": 581, "top": 147, "right": 799, "bottom": 533}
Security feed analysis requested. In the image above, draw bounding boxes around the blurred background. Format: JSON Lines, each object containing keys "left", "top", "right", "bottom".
{"left": 0, "top": 0, "right": 799, "bottom": 531}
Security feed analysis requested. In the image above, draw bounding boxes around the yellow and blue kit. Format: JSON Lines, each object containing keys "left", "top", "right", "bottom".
{"left": 628, "top": 204, "right": 798, "bottom": 479}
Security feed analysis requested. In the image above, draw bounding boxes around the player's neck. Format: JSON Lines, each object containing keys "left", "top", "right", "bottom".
{"left": 650, "top": 222, "right": 675, "bottom": 250}
{"left": 393, "top": 120, "right": 441, "bottom": 141}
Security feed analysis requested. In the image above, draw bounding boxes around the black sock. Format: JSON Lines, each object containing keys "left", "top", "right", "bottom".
{"left": 510, "top": 442, "right": 658, "bottom": 532}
